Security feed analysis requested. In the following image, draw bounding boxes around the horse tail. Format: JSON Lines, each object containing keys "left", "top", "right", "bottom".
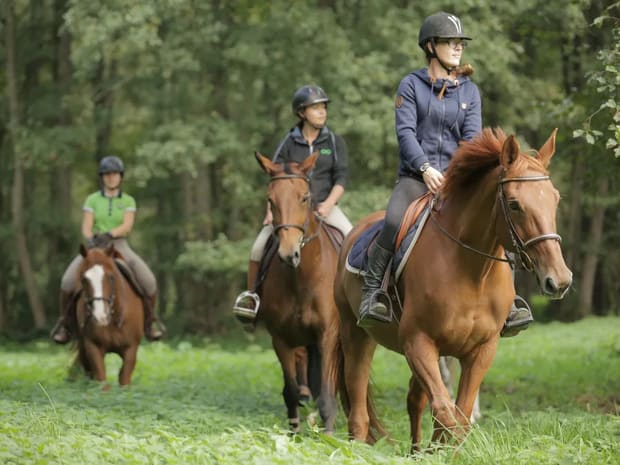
{"left": 306, "top": 344, "right": 322, "bottom": 400}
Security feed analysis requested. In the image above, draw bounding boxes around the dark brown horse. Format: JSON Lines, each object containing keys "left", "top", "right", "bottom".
{"left": 333, "top": 128, "right": 572, "bottom": 450}
{"left": 253, "top": 152, "right": 341, "bottom": 433}
{"left": 73, "top": 243, "right": 144, "bottom": 389}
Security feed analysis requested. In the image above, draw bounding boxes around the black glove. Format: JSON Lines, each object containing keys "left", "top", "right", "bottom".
{"left": 88, "top": 232, "right": 114, "bottom": 249}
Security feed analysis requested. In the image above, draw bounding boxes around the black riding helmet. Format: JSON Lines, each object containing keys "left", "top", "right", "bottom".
{"left": 418, "top": 11, "right": 472, "bottom": 49}
{"left": 98, "top": 156, "right": 125, "bottom": 177}
{"left": 292, "top": 85, "right": 330, "bottom": 116}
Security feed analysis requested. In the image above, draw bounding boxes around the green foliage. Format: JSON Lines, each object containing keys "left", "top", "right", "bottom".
{"left": 0, "top": 318, "right": 618, "bottom": 464}
{"left": 574, "top": 7, "right": 620, "bottom": 157}
{"left": 176, "top": 235, "right": 252, "bottom": 276}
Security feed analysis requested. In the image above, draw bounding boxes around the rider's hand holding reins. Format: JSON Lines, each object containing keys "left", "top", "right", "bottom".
{"left": 423, "top": 166, "right": 445, "bottom": 194}
{"left": 316, "top": 200, "right": 334, "bottom": 219}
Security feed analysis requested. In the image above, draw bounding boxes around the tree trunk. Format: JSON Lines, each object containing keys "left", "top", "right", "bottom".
{"left": 5, "top": 0, "right": 46, "bottom": 329}
{"left": 578, "top": 176, "right": 608, "bottom": 317}
{"left": 92, "top": 58, "right": 116, "bottom": 161}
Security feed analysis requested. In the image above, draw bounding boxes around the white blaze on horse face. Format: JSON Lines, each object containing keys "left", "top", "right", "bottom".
{"left": 84, "top": 264, "right": 109, "bottom": 325}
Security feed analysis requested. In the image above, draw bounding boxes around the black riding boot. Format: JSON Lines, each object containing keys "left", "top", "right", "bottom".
{"left": 501, "top": 295, "right": 534, "bottom": 337}
{"left": 143, "top": 294, "right": 166, "bottom": 341}
{"left": 358, "top": 243, "right": 393, "bottom": 327}
{"left": 50, "top": 290, "right": 74, "bottom": 344}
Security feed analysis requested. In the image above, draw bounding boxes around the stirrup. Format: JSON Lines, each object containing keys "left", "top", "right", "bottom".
{"left": 232, "top": 291, "right": 260, "bottom": 321}
{"left": 501, "top": 297, "right": 534, "bottom": 338}
{"left": 358, "top": 289, "right": 393, "bottom": 327}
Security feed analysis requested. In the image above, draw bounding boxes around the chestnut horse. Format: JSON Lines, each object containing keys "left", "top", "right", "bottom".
{"left": 333, "top": 128, "right": 572, "bottom": 450}
{"left": 253, "top": 152, "right": 341, "bottom": 433}
{"left": 73, "top": 243, "right": 144, "bottom": 389}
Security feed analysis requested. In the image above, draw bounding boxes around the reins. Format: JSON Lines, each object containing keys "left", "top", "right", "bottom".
{"left": 431, "top": 174, "right": 561, "bottom": 271}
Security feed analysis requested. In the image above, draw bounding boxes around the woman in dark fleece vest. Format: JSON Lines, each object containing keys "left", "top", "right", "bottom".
{"left": 233, "top": 85, "right": 352, "bottom": 324}
{"left": 358, "top": 12, "right": 534, "bottom": 338}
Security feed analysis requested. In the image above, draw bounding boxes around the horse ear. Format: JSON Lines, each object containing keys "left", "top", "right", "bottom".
{"left": 80, "top": 244, "right": 88, "bottom": 257}
{"left": 537, "top": 128, "right": 558, "bottom": 168}
{"left": 299, "top": 151, "right": 319, "bottom": 175}
{"left": 255, "top": 151, "right": 278, "bottom": 175}
{"left": 499, "top": 135, "right": 521, "bottom": 169}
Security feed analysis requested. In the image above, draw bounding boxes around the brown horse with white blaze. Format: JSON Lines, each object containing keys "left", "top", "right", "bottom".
{"left": 73, "top": 243, "right": 144, "bottom": 389}
{"left": 333, "top": 128, "right": 572, "bottom": 450}
{"left": 253, "top": 151, "right": 342, "bottom": 433}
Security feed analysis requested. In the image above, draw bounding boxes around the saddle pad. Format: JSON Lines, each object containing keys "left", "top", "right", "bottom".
{"left": 346, "top": 204, "right": 431, "bottom": 282}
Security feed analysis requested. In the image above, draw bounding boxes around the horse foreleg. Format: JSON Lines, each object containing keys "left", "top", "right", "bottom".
{"left": 119, "top": 345, "right": 139, "bottom": 386}
{"left": 316, "top": 326, "right": 339, "bottom": 434}
{"left": 294, "top": 347, "right": 311, "bottom": 403}
{"left": 272, "top": 338, "right": 301, "bottom": 432}
{"left": 83, "top": 340, "right": 107, "bottom": 388}
{"left": 403, "top": 334, "right": 457, "bottom": 445}
{"left": 407, "top": 374, "right": 428, "bottom": 452}
{"left": 455, "top": 339, "right": 498, "bottom": 431}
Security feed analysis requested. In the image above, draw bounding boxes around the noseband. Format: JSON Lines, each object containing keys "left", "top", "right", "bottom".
{"left": 269, "top": 174, "right": 321, "bottom": 247}
{"left": 432, "top": 174, "right": 561, "bottom": 271}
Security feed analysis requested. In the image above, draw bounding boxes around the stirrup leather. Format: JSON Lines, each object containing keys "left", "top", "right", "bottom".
{"left": 232, "top": 291, "right": 260, "bottom": 320}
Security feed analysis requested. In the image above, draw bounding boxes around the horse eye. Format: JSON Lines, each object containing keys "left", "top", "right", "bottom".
{"left": 508, "top": 200, "right": 522, "bottom": 212}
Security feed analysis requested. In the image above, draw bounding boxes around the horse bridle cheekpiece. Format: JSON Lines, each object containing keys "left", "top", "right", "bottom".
{"left": 498, "top": 175, "right": 562, "bottom": 271}
{"left": 269, "top": 174, "right": 321, "bottom": 247}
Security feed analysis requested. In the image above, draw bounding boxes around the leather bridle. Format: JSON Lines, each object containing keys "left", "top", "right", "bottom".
{"left": 432, "top": 174, "right": 561, "bottom": 271}
{"left": 269, "top": 174, "right": 321, "bottom": 247}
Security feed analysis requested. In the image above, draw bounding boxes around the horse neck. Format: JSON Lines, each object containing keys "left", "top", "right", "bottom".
{"left": 439, "top": 169, "right": 505, "bottom": 274}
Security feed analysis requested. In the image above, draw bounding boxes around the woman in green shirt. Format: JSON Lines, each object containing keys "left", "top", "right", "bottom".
{"left": 50, "top": 156, "right": 165, "bottom": 343}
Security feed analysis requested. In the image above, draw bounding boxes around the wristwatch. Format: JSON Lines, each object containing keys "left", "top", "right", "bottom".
{"left": 419, "top": 162, "right": 431, "bottom": 174}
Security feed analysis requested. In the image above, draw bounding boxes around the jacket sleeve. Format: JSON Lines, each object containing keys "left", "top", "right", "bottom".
{"left": 332, "top": 134, "right": 348, "bottom": 188}
{"left": 395, "top": 75, "right": 427, "bottom": 172}
{"left": 461, "top": 83, "right": 482, "bottom": 140}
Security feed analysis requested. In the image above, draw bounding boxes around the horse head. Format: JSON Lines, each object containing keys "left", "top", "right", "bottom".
{"left": 255, "top": 151, "right": 319, "bottom": 268}
{"left": 497, "top": 128, "right": 572, "bottom": 298}
{"left": 78, "top": 243, "right": 120, "bottom": 326}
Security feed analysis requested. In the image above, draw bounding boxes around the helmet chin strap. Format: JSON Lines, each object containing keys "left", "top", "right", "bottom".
{"left": 429, "top": 39, "right": 455, "bottom": 75}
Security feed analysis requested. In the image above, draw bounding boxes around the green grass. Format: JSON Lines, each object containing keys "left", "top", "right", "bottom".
{"left": 1, "top": 317, "right": 618, "bottom": 464}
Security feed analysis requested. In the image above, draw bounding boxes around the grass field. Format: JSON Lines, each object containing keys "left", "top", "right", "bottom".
{"left": 1, "top": 316, "right": 618, "bottom": 464}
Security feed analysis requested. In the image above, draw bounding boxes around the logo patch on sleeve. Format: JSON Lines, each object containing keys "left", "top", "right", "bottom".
{"left": 395, "top": 95, "right": 404, "bottom": 108}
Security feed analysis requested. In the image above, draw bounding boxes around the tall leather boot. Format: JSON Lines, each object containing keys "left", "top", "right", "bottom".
{"left": 500, "top": 253, "right": 534, "bottom": 337}
{"left": 358, "top": 243, "right": 394, "bottom": 327}
{"left": 143, "top": 293, "right": 166, "bottom": 341}
{"left": 50, "top": 290, "right": 74, "bottom": 344}
{"left": 232, "top": 260, "right": 261, "bottom": 324}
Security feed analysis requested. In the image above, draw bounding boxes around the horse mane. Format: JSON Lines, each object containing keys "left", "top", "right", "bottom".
{"left": 442, "top": 127, "right": 548, "bottom": 199}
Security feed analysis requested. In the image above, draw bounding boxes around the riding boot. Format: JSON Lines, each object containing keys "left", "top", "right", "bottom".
{"left": 501, "top": 295, "right": 534, "bottom": 337}
{"left": 143, "top": 294, "right": 166, "bottom": 341}
{"left": 232, "top": 260, "right": 261, "bottom": 329}
{"left": 358, "top": 243, "right": 394, "bottom": 327}
{"left": 50, "top": 290, "right": 74, "bottom": 344}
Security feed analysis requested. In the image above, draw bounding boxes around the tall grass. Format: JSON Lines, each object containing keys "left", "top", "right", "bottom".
{"left": 0, "top": 317, "right": 618, "bottom": 464}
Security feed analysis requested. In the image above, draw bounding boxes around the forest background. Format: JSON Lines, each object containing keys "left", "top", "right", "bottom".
{"left": 1, "top": 0, "right": 619, "bottom": 337}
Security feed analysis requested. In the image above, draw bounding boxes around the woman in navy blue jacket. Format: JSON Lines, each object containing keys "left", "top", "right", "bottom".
{"left": 358, "top": 12, "right": 533, "bottom": 337}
